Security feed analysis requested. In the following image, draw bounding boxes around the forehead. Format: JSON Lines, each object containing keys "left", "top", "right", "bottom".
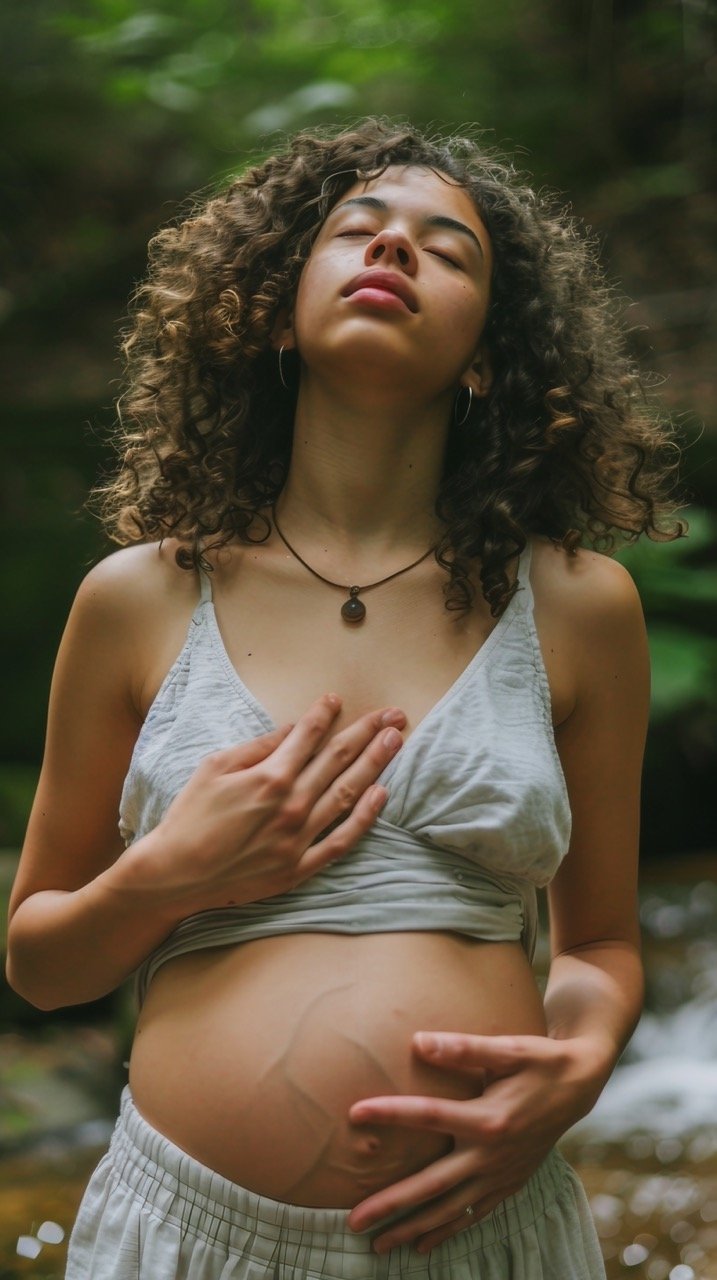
{"left": 326, "top": 164, "right": 488, "bottom": 237}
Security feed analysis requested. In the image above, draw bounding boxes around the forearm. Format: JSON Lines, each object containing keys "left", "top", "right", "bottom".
{"left": 542, "top": 938, "right": 645, "bottom": 1100}
{"left": 6, "top": 831, "right": 184, "bottom": 1010}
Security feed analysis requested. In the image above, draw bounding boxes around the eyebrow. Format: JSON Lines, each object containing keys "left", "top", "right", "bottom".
{"left": 327, "top": 195, "right": 485, "bottom": 259}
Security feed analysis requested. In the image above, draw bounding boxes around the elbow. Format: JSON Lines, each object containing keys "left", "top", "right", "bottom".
{"left": 5, "top": 926, "right": 71, "bottom": 1012}
{"left": 5, "top": 951, "right": 60, "bottom": 1012}
{"left": 5, "top": 936, "right": 121, "bottom": 1011}
{"left": 5, "top": 899, "right": 60, "bottom": 1010}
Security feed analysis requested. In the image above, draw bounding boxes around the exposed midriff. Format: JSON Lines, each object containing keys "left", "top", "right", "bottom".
{"left": 128, "top": 930, "right": 547, "bottom": 1208}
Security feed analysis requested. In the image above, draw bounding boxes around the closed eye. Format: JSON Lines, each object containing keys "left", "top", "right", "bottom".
{"left": 428, "top": 249, "right": 461, "bottom": 268}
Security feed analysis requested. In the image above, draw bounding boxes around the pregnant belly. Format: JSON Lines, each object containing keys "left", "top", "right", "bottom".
{"left": 129, "top": 932, "right": 547, "bottom": 1208}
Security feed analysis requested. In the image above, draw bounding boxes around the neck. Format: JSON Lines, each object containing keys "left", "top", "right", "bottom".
{"left": 274, "top": 373, "right": 453, "bottom": 561}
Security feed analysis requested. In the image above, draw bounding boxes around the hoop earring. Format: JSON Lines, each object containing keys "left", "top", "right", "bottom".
{"left": 278, "top": 345, "right": 289, "bottom": 390}
{"left": 454, "top": 385, "right": 473, "bottom": 426}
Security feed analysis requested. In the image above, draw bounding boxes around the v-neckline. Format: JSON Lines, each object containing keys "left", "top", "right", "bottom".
{"left": 205, "top": 540, "right": 531, "bottom": 782}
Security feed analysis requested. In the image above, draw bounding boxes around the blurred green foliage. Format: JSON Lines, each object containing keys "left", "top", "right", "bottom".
{"left": 1, "top": 0, "right": 715, "bottom": 859}
{"left": 619, "top": 510, "right": 717, "bottom": 719}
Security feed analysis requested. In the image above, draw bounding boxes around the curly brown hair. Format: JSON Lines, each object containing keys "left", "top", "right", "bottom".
{"left": 94, "top": 116, "right": 686, "bottom": 616}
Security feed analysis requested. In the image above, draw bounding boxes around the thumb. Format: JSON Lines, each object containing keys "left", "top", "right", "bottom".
{"left": 213, "top": 723, "right": 294, "bottom": 774}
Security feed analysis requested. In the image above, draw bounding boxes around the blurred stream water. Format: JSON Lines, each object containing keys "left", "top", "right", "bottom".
{"left": 559, "top": 873, "right": 717, "bottom": 1279}
{"left": 1, "top": 868, "right": 716, "bottom": 1279}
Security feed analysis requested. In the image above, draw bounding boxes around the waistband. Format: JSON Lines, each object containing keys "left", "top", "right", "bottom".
{"left": 109, "top": 1087, "right": 572, "bottom": 1260}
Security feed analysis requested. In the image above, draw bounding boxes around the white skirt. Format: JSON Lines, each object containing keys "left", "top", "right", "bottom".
{"left": 66, "top": 1087, "right": 606, "bottom": 1279}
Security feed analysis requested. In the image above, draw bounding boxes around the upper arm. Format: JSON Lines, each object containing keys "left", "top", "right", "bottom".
{"left": 8, "top": 543, "right": 193, "bottom": 920}
{"left": 547, "top": 552, "right": 650, "bottom": 956}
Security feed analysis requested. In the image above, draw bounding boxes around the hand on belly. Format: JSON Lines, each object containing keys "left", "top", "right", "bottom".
{"left": 129, "top": 934, "right": 543, "bottom": 1208}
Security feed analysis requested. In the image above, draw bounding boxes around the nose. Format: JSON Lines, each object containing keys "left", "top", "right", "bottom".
{"left": 365, "top": 227, "right": 417, "bottom": 273}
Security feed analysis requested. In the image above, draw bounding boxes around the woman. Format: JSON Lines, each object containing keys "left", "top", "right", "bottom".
{"left": 7, "top": 118, "right": 683, "bottom": 1278}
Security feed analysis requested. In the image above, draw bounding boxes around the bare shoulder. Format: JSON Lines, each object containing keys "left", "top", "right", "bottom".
{"left": 71, "top": 540, "right": 202, "bottom": 717}
{"left": 530, "top": 533, "right": 649, "bottom": 733}
{"left": 530, "top": 533, "right": 645, "bottom": 630}
{"left": 76, "top": 539, "right": 198, "bottom": 620}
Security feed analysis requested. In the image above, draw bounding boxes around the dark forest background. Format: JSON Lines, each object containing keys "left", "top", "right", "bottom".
{"left": 2, "top": 0, "right": 716, "bottom": 865}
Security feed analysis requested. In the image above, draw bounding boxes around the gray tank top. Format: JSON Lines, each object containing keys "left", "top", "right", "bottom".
{"left": 121, "top": 538, "right": 572, "bottom": 1004}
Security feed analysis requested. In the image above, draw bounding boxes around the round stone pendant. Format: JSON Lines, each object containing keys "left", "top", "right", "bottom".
{"left": 341, "top": 589, "right": 366, "bottom": 623}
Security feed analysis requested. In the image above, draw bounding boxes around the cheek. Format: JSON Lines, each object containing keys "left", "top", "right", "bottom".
{"left": 452, "top": 282, "right": 488, "bottom": 324}
{"left": 439, "top": 290, "right": 489, "bottom": 358}
{"left": 291, "top": 259, "right": 336, "bottom": 341}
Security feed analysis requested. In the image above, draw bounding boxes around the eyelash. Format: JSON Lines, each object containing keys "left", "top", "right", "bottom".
{"left": 337, "top": 230, "right": 461, "bottom": 269}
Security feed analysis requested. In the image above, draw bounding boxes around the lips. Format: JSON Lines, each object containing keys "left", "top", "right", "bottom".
{"left": 341, "top": 270, "right": 418, "bottom": 313}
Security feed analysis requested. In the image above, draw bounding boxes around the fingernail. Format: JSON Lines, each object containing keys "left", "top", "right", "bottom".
{"left": 383, "top": 728, "right": 402, "bottom": 750}
{"left": 416, "top": 1033, "right": 443, "bottom": 1055}
{"left": 326, "top": 693, "right": 341, "bottom": 709}
{"left": 380, "top": 708, "right": 404, "bottom": 725}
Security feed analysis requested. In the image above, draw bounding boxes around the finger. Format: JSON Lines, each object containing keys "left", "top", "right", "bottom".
{"left": 414, "top": 1184, "right": 525, "bottom": 1254}
{"left": 372, "top": 1185, "right": 480, "bottom": 1254}
{"left": 300, "top": 721, "right": 405, "bottom": 836}
{"left": 297, "top": 707, "right": 406, "bottom": 806}
{"left": 412, "top": 1033, "right": 491, "bottom": 1080}
{"left": 349, "top": 1094, "right": 485, "bottom": 1140}
{"left": 413, "top": 1032, "right": 547, "bottom": 1074}
{"left": 205, "top": 724, "right": 294, "bottom": 773}
{"left": 347, "top": 1148, "right": 475, "bottom": 1234}
{"left": 375, "top": 1172, "right": 529, "bottom": 1254}
{"left": 414, "top": 1216, "right": 474, "bottom": 1254}
{"left": 259, "top": 694, "right": 343, "bottom": 777}
{"left": 293, "top": 782, "right": 388, "bottom": 879}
